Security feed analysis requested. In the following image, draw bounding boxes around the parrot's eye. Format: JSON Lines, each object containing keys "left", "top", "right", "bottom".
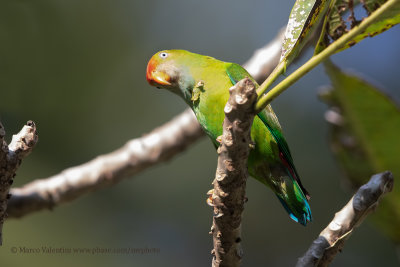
{"left": 159, "top": 52, "right": 168, "bottom": 59}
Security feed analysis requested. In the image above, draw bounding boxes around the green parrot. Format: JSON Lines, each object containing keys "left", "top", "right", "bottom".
{"left": 146, "top": 49, "right": 312, "bottom": 225}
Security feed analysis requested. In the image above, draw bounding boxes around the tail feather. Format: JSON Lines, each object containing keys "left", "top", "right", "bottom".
{"left": 276, "top": 150, "right": 312, "bottom": 225}
{"left": 275, "top": 179, "right": 312, "bottom": 226}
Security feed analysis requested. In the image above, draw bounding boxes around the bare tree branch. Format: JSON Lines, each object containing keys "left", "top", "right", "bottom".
{"left": 7, "top": 109, "right": 203, "bottom": 218}
{"left": 296, "top": 171, "right": 394, "bottom": 267}
{"left": 0, "top": 121, "right": 38, "bottom": 245}
{"left": 8, "top": 28, "right": 285, "bottom": 224}
{"left": 5, "top": 29, "right": 285, "bottom": 220}
{"left": 208, "top": 78, "right": 257, "bottom": 267}
{"left": 205, "top": 32, "right": 283, "bottom": 265}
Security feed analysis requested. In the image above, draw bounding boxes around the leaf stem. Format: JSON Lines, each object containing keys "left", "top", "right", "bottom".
{"left": 256, "top": 61, "right": 285, "bottom": 98}
{"left": 255, "top": 0, "right": 398, "bottom": 113}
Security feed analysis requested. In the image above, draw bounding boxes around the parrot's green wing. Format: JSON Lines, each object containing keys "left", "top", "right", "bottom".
{"left": 226, "top": 63, "right": 289, "bottom": 156}
{"left": 226, "top": 63, "right": 310, "bottom": 199}
{"left": 256, "top": 111, "right": 310, "bottom": 199}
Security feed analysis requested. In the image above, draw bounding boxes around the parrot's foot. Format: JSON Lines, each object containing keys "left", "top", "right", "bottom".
{"left": 216, "top": 136, "right": 222, "bottom": 144}
{"left": 191, "top": 80, "right": 204, "bottom": 103}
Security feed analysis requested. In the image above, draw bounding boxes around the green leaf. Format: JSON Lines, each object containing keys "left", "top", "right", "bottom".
{"left": 315, "top": 0, "right": 400, "bottom": 53}
{"left": 321, "top": 61, "right": 400, "bottom": 242}
{"left": 256, "top": 0, "right": 331, "bottom": 107}
{"left": 281, "top": 0, "right": 331, "bottom": 65}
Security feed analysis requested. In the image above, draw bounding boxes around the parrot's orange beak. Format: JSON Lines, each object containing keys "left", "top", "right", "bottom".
{"left": 146, "top": 59, "right": 171, "bottom": 86}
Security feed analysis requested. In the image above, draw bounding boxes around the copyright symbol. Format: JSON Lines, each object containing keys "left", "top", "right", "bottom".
{"left": 11, "top": 247, "right": 17, "bottom": 253}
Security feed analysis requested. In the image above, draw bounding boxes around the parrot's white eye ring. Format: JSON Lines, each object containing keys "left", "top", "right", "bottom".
{"left": 160, "top": 52, "right": 168, "bottom": 59}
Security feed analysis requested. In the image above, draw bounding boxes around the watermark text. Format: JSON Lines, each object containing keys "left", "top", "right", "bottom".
{"left": 10, "top": 246, "right": 160, "bottom": 255}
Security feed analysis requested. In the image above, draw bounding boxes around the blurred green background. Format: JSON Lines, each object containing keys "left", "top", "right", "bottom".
{"left": 1, "top": 0, "right": 399, "bottom": 266}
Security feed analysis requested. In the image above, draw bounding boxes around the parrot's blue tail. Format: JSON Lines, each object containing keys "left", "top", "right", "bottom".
{"left": 275, "top": 179, "right": 312, "bottom": 226}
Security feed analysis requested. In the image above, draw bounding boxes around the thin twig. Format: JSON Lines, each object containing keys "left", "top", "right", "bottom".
{"left": 0, "top": 121, "right": 38, "bottom": 245}
{"left": 7, "top": 109, "right": 203, "bottom": 218}
{"left": 296, "top": 171, "right": 394, "bottom": 267}
{"left": 208, "top": 78, "right": 257, "bottom": 267}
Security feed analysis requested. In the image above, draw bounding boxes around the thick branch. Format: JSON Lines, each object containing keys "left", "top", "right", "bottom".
{"left": 297, "top": 171, "right": 394, "bottom": 267}
{"left": 5, "top": 29, "right": 284, "bottom": 219}
{"left": 7, "top": 109, "right": 203, "bottom": 218}
{"left": 209, "top": 78, "right": 257, "bottom": 267}
{"left": 0, "top": 121, "right": 38, "bottom": 245}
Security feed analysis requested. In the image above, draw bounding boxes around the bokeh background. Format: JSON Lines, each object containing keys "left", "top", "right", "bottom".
{"left": 1, "top": 0, "right": 399, "bottom": 266}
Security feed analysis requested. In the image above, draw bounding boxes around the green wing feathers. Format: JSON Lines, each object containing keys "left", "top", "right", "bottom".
{"left": 226, "top": 63, "right": 257, "bottom": 85}
{"left": 256, "top": 111, "right": 310, "bottom": 200}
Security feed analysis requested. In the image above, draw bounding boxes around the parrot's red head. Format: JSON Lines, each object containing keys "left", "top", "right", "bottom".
{"left": 146, "top": 51, "right": 173, "bottom": 88}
